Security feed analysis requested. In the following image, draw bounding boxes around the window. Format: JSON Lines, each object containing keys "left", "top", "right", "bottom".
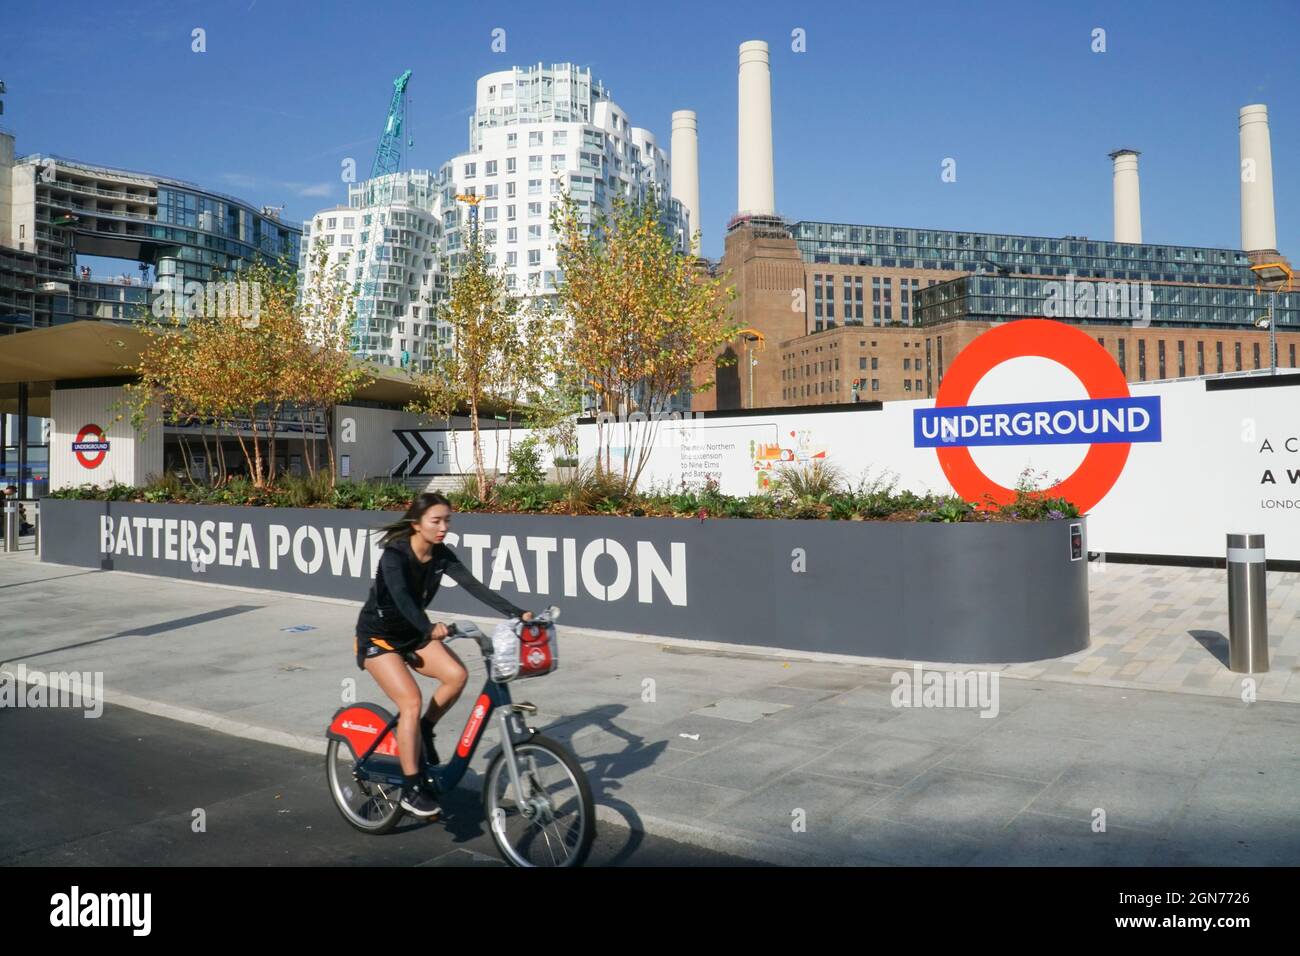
{"left": 1235, "top": 341, "right": 1242, "bottom": 371}
{"left": 343, "top": 217, "right": 354, "bottom": 229}
{"left": 1138, "top": 339, "right": 1147, "bottom": 380}
{"left": 871, "top": 379, "right": 879, "bottom": 391}
{"left": 483, "top": 206, "right": 498, "bottom": 222}
{"left": 506, "top": 205, "right": 516, "bottom": 221}
{"left": 464, "top": 163, "right": 476, "bottom": 179}
{"left": 506, "top": 133, "right": 517, "bottom": 147}
{"left": 1217, "top": 341, "right": 1224, "bottom": 373}
{"left": 506, "top": 251, "right": 517, "bottom": 267}
{"left": 528, "top": 179, "right": 542, "bottom": 195}
{"left": 506, "top": 158, "right": 517, "bottom": 174}
{"left": 485, "top": 184, "right": 498, "bottom": 199}
{"left": 529, "top": 131, "right": 543, "bottom": 146}
{"left": 528, "top": 202, "right": 542, "bottom": 217}
{"left": 1118, "top": 339, "right": 1127, "bottom": 374}
{"left": 553, "top": 131, "right": 567, "bottom": 145}
{"left": 529, "top": 155, "right": 543, "bottom": 172}
{"left": 550, "top": 154, "right": 566, "bottom": 171}
{"left": 327, "top": 218, "right": 336, "bottom": 229}
{"left": 1197, "top": 341, "right": 1205, "bottom": 376}
{"left": 903, "top": 358, "right": 911, "bottom": 370}
{"left": 485, "top": 229, "right": 497, "bottom": 244}
{"left": 506, "top": 181, "right": 516, "bottom": 198}
{"left": 904, "top": 380, "right": 912, "bottom": 391}
{"left": 528, "top": 249, "right": 541, "bottom": 266}
{"left": 485, "top": 160, "right": 497, "bottom": 176}
{"left": 528, "top": 224, "right": 542, "bottom": 240}
{"left": 859, "top": 357, "right": 867, "bottom": 370}
{"left": 1253, "top": 342, "right": 1261, "bottom": 369}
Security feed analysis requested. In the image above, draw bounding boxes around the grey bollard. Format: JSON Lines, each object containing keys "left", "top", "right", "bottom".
{"left": 3, "top": 500, "right": 17, "bottom": 553}
{"left": 33, "top": 501, "right": 40, "bottom": 557}
{"left": 1226, "top": 533, "right": 1270, "bottom": 674}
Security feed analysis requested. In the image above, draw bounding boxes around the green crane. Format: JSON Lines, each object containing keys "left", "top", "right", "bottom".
{"left": 371, "top": 69, "right": 412, "bottom": 179}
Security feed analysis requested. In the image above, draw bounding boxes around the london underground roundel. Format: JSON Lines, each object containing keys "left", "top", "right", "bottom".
{"left": 73, "top": 424, "right": 110, "bottom": 469}
{"left": 913, "top": 319, "right": 1161, "bottom": 514}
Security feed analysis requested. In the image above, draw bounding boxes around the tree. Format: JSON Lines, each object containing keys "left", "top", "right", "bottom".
{"left": 123, "top": 253, "right": 373, "bottom": 489}
{"left": 289, "top": 244, "right": 375, "bottom": 486}
{"left": 550, "top": 188, "right": 738, "bottom": 494}
{"left": 408, "top": 218, "right": 531, "bottom": 497}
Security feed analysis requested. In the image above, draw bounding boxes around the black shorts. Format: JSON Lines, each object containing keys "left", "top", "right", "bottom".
{"left": 355, "top": 633, "right": 431, "bottom": 671}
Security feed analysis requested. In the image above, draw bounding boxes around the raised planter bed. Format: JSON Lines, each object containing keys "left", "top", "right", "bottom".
{"left": 40, "top": 499, "right": 1089, "bottom": 664}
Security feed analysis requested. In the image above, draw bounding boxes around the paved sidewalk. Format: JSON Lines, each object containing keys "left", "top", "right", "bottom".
{"left": 1, "top": 550, "right": 1297, "bottom": 866}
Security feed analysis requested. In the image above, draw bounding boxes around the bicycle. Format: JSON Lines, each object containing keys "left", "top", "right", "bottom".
{"left": 325, "top": 606, "right": 596, "bottom": 867}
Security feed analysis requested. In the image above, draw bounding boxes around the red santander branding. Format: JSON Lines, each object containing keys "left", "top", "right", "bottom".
{"left": 331, "top": 709, "right": 399, "bottom": 757}
{"left": 457, "top": 694, "right": 492, "bottom": 758}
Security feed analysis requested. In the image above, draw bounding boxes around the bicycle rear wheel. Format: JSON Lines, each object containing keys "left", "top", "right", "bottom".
{"left": 325, "top": 738, "right": 405, "bottom": 834}
{"left": 482, "top": 734, "right": 595, "bottom": 867}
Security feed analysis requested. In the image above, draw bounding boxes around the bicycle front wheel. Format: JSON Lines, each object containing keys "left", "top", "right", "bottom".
{"left": 482, "top": 734, "right": 595, "bottom": 867}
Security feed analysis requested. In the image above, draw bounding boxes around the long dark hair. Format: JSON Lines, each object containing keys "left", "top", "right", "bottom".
{"left": 378, "top": 492, "right": 452, "bottom": 547}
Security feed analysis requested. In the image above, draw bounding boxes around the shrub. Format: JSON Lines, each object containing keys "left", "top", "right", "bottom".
{"left": 506, "top": 435, "right": 546, "bottom": 487}
{"left": 771, "top": 460, "right": 845, "bottom": 499}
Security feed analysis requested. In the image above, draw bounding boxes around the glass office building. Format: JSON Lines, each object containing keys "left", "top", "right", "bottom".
{"left": 790, "top": 221, "right": 1295, "bottom": 332}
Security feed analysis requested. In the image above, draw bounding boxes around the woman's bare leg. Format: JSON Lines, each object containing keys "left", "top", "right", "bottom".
{"left": 363, "top": 653, "right": 422, "bottom": 776}
{"left": 409, "top": 640, "right": 468, "bottom": 728}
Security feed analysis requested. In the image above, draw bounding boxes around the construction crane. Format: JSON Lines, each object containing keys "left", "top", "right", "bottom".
{"left": 371, "top": 69, "right": 412, "bottom": 179}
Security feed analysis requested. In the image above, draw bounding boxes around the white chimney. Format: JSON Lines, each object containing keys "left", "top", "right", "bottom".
{"left": 671, "top": 110, "right": 701, "bottom": 255}
{"left": 1109, "top": 149, "right": 1142, "bottom": 244}
{"left": 1239, "top": 104, "right": 1278, "bottom": 254}
{"left": 737, "top": 40, "right": 775, "bottom": 216}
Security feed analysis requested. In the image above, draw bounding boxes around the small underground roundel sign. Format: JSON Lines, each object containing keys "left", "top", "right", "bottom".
{"left": 913, "top": 319, "right": 1161, "bottom": 514}
{"left": 73, "top": 424, "right": 110, "bottom": 469}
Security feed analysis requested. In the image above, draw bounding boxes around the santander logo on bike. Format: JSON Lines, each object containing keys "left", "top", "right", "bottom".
{"left": 341, "top": 720, "right": 378, "bottom": 735}
{"left": 458, "top": 696, "right": 491, "bottom": 758}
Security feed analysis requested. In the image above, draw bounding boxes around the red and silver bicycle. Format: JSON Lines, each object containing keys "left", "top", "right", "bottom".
{"left": 325, "top": 607, "right": 595, "bottom": 867}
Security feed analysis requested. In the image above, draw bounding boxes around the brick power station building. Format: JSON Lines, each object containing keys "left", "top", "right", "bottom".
{"left": 693, "top": 43, "right": 1297, "bottom": 412}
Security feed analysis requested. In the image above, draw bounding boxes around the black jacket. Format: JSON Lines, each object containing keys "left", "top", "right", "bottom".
{"left": 355, "top": 534, "right": 525, "bottom": 649}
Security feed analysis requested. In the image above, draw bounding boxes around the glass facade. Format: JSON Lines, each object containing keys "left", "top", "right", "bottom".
{"left": 792, "top": 221, "right": 1253, "bottom": 284}
{"left": 913, "top": 274, "right": 1298, "bottom": 331}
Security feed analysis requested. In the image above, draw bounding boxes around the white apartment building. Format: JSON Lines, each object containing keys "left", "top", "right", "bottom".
{"left": 300, "top": 171, "right": 445, "bottom": 368}
{"left": 301, "top": 63, "right": 691, "bottom": 378}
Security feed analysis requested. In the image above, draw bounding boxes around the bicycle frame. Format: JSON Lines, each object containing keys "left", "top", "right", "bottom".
{"left": 345, "top": 673, "right": 539, "bottom": 799}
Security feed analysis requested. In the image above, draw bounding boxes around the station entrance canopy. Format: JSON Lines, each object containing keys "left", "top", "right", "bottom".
{"left": 0, "top": 320, "right": 428, "bottom": 415}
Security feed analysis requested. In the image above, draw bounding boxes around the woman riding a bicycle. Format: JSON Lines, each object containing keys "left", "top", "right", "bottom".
{"left": 355, "top": 491, "right": 532, "bottom": 820}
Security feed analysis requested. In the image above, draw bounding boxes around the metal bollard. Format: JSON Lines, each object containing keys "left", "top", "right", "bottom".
{"left": 1226, "top": 533, "right": 1270, "bottom": 674}
{"left": 33, "top": 500, "right": 40, "bottom": 557}
{"left": 3, "top": 500, "right": 17, "bottom": 553}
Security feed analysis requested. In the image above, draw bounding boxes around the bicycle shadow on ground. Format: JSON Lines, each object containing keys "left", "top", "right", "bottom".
{"left": 395, "top": 703, "right": 670, "bottom": 865}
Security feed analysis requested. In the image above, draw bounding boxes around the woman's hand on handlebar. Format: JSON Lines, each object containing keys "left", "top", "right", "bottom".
{"left": 520, "top": 611, "right": 534, "bottom": 622}
{"left": 431, "top": 622, "right": 451, "bottom": 640}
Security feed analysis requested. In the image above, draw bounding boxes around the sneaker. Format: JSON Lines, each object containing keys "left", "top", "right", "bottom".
{"left": 400, "top": 784, "right": 442, "bottom": 819}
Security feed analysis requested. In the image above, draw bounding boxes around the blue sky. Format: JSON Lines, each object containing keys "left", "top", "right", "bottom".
{"left": 2, "top": 0, "right": 1297, "bottom": 260}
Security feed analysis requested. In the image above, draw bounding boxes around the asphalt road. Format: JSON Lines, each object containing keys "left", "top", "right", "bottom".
{"left": 0, "top": 701, "right": 766, "bottom": 867}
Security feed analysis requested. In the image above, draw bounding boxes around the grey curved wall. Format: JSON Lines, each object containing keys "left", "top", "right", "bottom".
{"left": 40, "top": 500, "right": 1089, "bottom": 664}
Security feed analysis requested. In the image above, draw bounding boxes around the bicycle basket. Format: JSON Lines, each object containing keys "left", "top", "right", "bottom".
{"left": 515, "top": 620, "right": 558, "bottom": 680}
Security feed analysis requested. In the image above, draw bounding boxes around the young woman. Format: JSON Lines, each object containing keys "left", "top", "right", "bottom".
{"left": 355, "top": 491, "right": 532, "bottom": 820}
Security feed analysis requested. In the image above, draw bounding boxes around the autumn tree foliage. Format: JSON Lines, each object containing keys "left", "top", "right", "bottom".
{"left": 550, "top": 189, "right": 737, "bottom": 494}
{"left": 408, "top": 219, "right": 562, "bottom": 498}
{"left": 123, "top": 250, "right": 372, "bottom": 489}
